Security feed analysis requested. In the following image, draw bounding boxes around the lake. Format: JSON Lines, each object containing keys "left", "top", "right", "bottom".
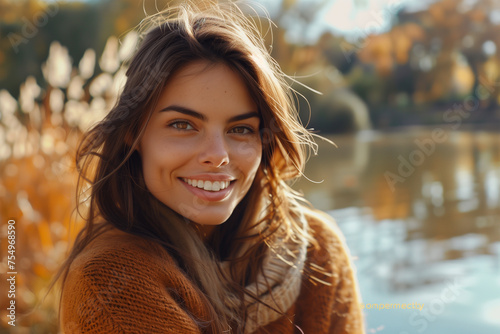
{"left": 295, "top": 128, "right": 500, "bottom": 334}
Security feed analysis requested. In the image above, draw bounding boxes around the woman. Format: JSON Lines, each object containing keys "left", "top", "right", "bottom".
{"left": 58, "top": 2, "right": 364, "bottom": 333}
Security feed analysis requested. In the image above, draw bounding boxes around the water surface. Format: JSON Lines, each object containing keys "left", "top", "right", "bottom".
{"left": 295, "top": 128, "right": 500, "bottom": 333}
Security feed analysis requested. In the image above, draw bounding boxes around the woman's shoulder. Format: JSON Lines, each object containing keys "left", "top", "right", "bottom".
{"left": 302, "top": 209, "right": 356, "bottom": 281}
{"left": 60, "top": 225, "right": 208, "bottom": 333}
{"left": 69, "top": 225, "right": 175, "bottom": 274}
{"left": 305, "top": 209, "right": 349, "bottom": 253}
{"left": 291, "top": 210, "right": 365, "bottom": 333}
{"left": 62, "top": 225, "right": 183, "bottom": 304}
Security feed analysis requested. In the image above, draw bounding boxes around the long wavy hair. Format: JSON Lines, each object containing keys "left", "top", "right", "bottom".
{"left": 55, "top": 2, "right": 322, "bottom": 333}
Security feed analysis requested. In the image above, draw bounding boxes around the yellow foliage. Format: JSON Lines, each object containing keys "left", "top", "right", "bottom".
{"left": 33, "top": 263, "right": 51, "bottom": 280}
{"left": 0, "top": 35, "right": 125, "bottom": 332}
{"left": 392, "top": 29, "right": 411, "bottom": 65}
{"left": 402, "top": 23, "right": 425, "bottom": 41}
{"left": 428, "top": 3, "right": 445, "bottom": 22}
{"left": 359, "top": 22, "right": 425, "bottom": 75}
{"left": 468, "top": 9, "right": 486, "bottom": 22}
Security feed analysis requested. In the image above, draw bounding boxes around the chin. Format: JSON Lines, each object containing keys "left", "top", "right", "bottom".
{"left": 189, "top": 213, "right": 231, "bottom": 226}
{"left": 173, "top": 204, "right": 233, "bottom": 226}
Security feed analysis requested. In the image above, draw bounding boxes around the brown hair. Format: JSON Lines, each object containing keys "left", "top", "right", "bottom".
{"left": 55, "top": 2, "right": 320, "bottom": 332}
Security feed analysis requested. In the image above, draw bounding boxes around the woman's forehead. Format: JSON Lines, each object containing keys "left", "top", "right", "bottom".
{"left": 155, "top": 60, "right": 258, "bottom": 117}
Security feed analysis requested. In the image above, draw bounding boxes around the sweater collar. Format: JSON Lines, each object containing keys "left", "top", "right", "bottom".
{"left": 238, "top": 211, "right": 310, "bottom": 333}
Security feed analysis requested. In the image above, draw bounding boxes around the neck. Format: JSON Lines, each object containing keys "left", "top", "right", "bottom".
{"left": 192, "top": 223, "right": 216, "bottom": 241}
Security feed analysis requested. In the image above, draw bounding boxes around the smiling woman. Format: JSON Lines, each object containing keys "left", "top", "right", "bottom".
{"left": 139, "top": 61, "right": 262, "bottom": 229}
{"left": 53, "top": 2, "right": 365, "bottom": 333}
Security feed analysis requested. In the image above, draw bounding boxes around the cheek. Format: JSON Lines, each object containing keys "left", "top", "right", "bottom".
{"left": 140, "top": 150, "right": 162, "bottom": 190}
{"left": 250, "top": 147, "right": 263, "bottom": 175}
{"left": 234, "top": 139, "right": 262, "bottom": 178}
{"left": 140, "top": 138, "right": 178, "bottom": 185}
{"left": 142, "top": 149, "right": 183, "bottom": 179}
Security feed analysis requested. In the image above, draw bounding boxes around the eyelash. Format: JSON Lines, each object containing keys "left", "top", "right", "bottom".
{"left": 168, "top": 120, "right": 194, "bottom": 130}
{"left": 229, "top": 126, "right": 255, "bottom": 135}
{"left": 167, "top": 121, "right": 256, "bottom": 135}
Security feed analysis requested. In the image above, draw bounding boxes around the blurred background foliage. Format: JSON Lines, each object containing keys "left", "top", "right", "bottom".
{"left": 0, "top": 0, "right": 500, "bottom": 332}
{"left": 1, "top": 0, "right": 499, "bottom": 133}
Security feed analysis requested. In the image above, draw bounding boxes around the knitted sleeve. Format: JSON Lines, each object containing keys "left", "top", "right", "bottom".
{"left": 294, "top": 213, "right": 365, "bottom": 334}
{"left": 60, "top": 232, "right": 207, "bottom": 334}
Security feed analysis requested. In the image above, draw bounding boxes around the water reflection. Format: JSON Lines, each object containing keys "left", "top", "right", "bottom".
{"left": 295, "top": 128, "right": 500, "bottom": 333}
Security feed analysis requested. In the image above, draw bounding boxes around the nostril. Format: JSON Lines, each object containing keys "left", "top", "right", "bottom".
{"left": 201, "top": 153, "right": 230, "bottom": 167}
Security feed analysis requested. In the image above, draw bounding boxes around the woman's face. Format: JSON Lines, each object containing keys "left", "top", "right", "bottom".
{"left": 139, "top": 60, "right": 262, "bottom": 226}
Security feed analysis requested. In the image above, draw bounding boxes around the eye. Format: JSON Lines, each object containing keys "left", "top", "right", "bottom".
{"left": 169, "top": 121, "right": 194, "bottom": 130}
{"left": 229, "top": 126, "right": 255, "bottom": 135}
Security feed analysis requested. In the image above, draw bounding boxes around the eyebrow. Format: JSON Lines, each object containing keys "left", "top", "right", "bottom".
{"left": 159, "top": 105, "right": 260, "bottom": 123}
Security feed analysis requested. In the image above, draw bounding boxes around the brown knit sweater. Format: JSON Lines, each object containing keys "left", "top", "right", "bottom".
{"left": 60, "top": 215, "right": 365, "bottom": 333}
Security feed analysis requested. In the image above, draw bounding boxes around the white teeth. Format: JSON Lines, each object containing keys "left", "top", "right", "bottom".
{"left": 182, "top": 178, "right": 232, "bottom": 192}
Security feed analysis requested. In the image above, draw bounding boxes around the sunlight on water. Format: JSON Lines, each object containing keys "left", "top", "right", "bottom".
{"left": 485, "top": 170, "right": 500, "bottom": 208}
{"left": 296, "top": 129, "right": 500, "bottom": 334}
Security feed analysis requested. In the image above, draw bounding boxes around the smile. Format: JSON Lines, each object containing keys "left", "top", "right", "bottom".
{"left": 182, "top": 178, "right": 231, "bottom": 192}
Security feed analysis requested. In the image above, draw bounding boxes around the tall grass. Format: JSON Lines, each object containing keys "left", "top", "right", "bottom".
{"left": 0, "top": 31, "right": 138, "bottom": 332}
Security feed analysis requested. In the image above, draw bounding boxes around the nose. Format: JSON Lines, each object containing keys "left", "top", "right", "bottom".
{"left": 199, "top": 132, "right": 229, "bottom": 167}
